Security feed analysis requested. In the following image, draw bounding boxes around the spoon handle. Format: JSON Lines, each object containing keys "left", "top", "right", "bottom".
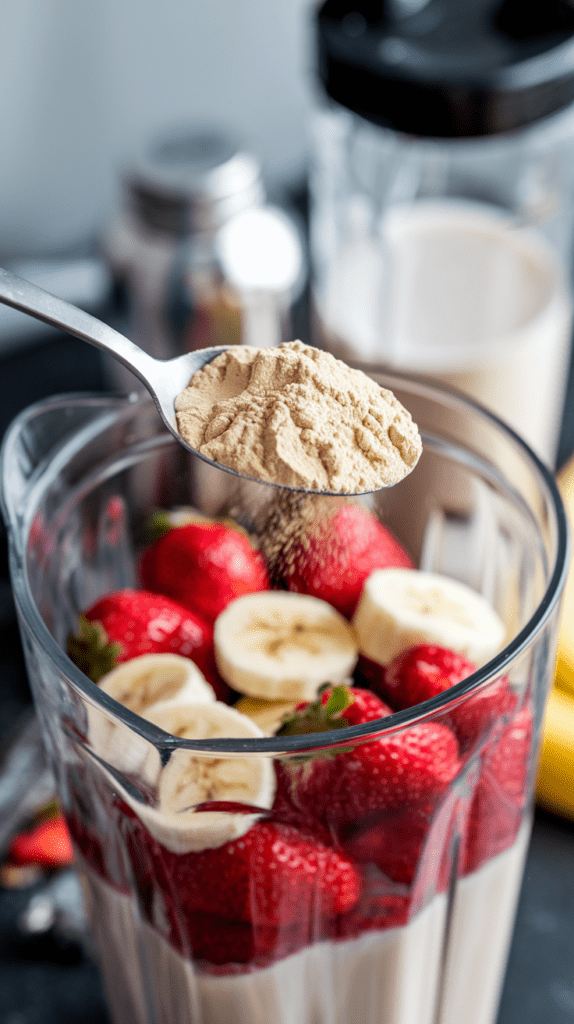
{"left": 0, "top": 267, "right": 160, "bottom": 389}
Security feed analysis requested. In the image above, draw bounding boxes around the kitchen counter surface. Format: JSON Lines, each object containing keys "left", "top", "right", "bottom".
{"left": 0, "top": 319, "right": 573, "bottom": 1024}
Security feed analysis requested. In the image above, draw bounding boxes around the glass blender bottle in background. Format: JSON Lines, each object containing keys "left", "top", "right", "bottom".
{"left": 103, "top": 126, "right": 305, "bottom": 394}
{"left": 309, "top": 0, "right": 574, "bottom": 465}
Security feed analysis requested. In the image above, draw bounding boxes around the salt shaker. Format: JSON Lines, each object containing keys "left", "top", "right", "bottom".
{"left": 104, "top": 126, "right": 304, "bottom": 394}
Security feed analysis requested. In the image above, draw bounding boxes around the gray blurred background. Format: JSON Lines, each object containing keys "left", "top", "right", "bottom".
{"left": 0, "top": 0, "right": 313, "bottom": 260}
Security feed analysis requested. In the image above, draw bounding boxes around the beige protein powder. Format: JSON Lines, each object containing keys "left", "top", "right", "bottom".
{"left": 174, "top": 341, "right": 422, "bottom": 492}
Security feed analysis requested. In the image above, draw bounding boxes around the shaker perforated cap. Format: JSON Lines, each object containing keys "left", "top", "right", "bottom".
{"left": 125, "top": 126, "right": 264, "bottom": 234}
{"left": 317, "top": 0, "right": 574, "bottom": 137}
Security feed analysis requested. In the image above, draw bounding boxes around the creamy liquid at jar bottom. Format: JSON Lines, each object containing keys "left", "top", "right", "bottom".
{"left": 314, "top": 200, "right": 573, "bottom": 465}
{"left": 78, "top": 823, "right": 531, "bottom": 1024}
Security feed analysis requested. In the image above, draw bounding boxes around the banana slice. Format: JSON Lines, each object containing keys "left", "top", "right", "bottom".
{"left": 148, "top": 506, "right": 251, "bottom": 539}
{"left": 98, "top": 653, "right": 216, "bottom": 715}
{"left": 352, "top": 568, "right": 505, "bottom": 668}
{"left": 214, "top": 591, "right": 359, "bottom": 701}
{"left": 124, "top": 701, "right": 276, "bottom": 853}
{"left": 161, "top": 506, "right": 211, "bottom": 528}
{"left": 88, "top": 654, "right": 215, "bottom": 776}
{"left": 234, "top": 695, "right": 300, "bottom": 735}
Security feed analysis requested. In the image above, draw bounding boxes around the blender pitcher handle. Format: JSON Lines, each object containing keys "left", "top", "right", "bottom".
{"left": 0, "top": 393, "right": 128, "bottom": 543}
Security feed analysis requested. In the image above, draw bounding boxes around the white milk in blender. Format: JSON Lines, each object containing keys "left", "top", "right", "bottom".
{"left": 316, "top": 200, "right": 572, "bottom": 465}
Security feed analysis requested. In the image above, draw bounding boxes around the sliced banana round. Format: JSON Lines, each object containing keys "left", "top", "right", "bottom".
{"left": 88, "top": 654, "right": 215, "bottom": 777}
{"left": 234, "top": 695, "right": 300, "bottom": 736}
{"left": 123, "top": 701, "right": 276, "bottom": 853}
{"left": 98, "top": 653, "right": 216, "bottom": 715}
{"left": 214, "top": 591, "right": 359, "bottom": 702}
{"left": 161, "top": 506, "right": 211, "bottom": 528}
{"left": 352, "top": 568, "right": 506, "bottom": 668}
{"left": 148, "top": 506, "right": 250, "bottom": 538}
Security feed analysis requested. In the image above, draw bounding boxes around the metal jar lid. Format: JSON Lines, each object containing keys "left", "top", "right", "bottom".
{"left": 124, "top": 126, "right": 265, "bottom": 235}
{"left": 316, "top": 0, "right": 574, "bottom": 137}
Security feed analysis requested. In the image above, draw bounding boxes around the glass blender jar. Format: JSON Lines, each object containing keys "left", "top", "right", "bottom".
{"left": 0, "top": 375, "right": 568, "bottom": 1024}
{"left": 310, "top": 0, "right": 574, "bottom": 464}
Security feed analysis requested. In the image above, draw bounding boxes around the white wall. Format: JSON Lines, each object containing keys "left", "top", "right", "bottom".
{"left": 0, "top": 0, "right": 314, "bottom": 258}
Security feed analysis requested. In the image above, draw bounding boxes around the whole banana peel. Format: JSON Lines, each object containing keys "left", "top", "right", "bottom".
{"left": 554, "top": 454, "right": 574, "bottom": 698}
{"left": 536, "top": 453, "right": 574, "bottom": 818}
{"left": 537, "top": 687, "right": 574, "bottom": 817}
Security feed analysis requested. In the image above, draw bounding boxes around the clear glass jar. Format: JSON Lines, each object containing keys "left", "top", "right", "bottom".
{"left": 0, "top": 376, "right": 567, "bottom": 1024}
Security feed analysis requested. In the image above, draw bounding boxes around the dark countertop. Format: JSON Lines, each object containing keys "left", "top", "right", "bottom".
{"left": 0, "top": 320, "right": 573, "bottom": 1024}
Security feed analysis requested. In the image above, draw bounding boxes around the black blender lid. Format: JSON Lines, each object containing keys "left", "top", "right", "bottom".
{"left": 316, "top": 0, "right": 574, "bottom": 137}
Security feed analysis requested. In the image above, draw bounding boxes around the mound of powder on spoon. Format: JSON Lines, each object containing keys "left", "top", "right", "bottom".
{"left": 174, "top": 341, "right": 422, "bottom": 492}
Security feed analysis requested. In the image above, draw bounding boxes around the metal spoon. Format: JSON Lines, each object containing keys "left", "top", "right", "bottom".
{"left": 0, "top": 266, "right": 406, "bottom": 496}
{"left": 0, "top": 264, "right": 225, "bottom": 453}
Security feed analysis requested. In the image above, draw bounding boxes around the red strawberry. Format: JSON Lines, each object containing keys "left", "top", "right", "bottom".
{"left": 140, "top": 871, "right": 312, "bottom": 967}
{"left": 336, "top": 890, "right": 411, "bottom": 936}
{"left": 143, "top": 820, "right": 361, "bottom": 930}
{"left": 177, "top": 912, "right": 311, "bottom": 968}
{"left": 341, "top": 789, "right": 460, "bottom": 900}
{"left": 281, "top": 684, "right": 388, "bottom": 734}
{"left": 280, "top": 686, "right": 460, "bottom": 826}
{"left": 461, "top": 703, "right": 532, "bottom": 875}
{"left": 284, "top": 504, "right": 413, "bottom": 618}
{"left": 9, "top": 812, "right": 74, "bottom": 868}
{"left": 270, "top": 763, "right": 333, "bottom": 847}
{"left": 377, "top": 645, "right": 517, "bottom": 751}
{"left": 125, "top": 806, "right": 338, "bottom": 966}
{"left": 141, "top": 522, "right": 269, "bottom": 625}
{"left": 377, "top": 645, "right": 476, "bottom": 707}
{"left": 333, "top": 685, "right": 392, "bottom": 726}
{"left": 342, "top": 805, "right": 433, "bottom": 886}
{"left": 67, "top": 588, "right": 227, "bottom": 698}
